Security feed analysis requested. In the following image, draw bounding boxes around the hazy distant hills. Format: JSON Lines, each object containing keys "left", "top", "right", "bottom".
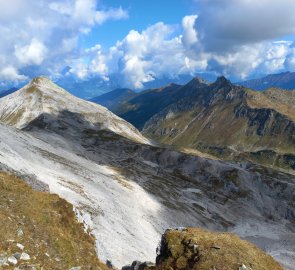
{"left": 56, "top": 73, "right": 197, "bottom": 99}
{"left": 1, "top": 71, "right": 295, "bottom": 100}
{"left": 240, "top": 71, "right": 295, "bottom": 90}
{"left": 90, "top": 88, "right": 137, "bottom": 112}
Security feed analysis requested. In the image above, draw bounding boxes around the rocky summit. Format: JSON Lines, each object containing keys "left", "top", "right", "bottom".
{"left": 122, "top": 228, "right": 284, "bottom": 270}
{"left": 0, "top": 77, "right": 148, "bottom": 144}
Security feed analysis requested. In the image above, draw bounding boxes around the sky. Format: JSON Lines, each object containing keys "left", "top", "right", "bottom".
{"left": 0, "top": 0, "right": 295, "bottom": 89}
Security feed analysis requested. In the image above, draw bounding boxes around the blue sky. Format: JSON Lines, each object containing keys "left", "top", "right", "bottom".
{"left": 83, "top": 0, "right": 192, "bottom": 48}
{"left": 0, "top": 0, "right": 295, "bottom": 89}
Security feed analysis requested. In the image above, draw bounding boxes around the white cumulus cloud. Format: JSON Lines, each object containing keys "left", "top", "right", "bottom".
{"left": 0, "top": 66, "right": 27, "bottom": 81}
{"left": 68, "top": 11, "right": 295, "bottom": 88}
{"left": 194, "top": 0, "right": 295, "bottom": 52}
{"left": 15, "top": 39, "right": 47, "bottom": 66}
{"left": 0, "top": 0, "right": 295, "bottom": 89}
{"left": 0, "top": 0, "right": 128, "bottom": 85}
{"left": 182, "top": 15, "right": 198, "bottom": 47}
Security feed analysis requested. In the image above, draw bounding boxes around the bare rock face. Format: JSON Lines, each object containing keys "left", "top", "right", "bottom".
{"left": 147, "top": 228, "right": 284, "bottom": 270}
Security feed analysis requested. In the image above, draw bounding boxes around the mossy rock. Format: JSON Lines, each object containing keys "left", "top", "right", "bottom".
{"left": 152, "top": 228, "right": 283, "bottom": 270}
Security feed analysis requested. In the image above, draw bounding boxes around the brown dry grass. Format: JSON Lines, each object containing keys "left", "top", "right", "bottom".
{"left": 154, "top": 228, "right": 283, "bottom": 270}
{"left": 246, "top": 88, "right": 295, "bottom": 122}
{"left": 0, "top": 171, "right": 108, "bottom": 270}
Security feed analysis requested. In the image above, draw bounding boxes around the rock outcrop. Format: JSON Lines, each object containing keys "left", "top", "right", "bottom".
{"left": 128, "top": 228, "right": 284, "bottom": 270}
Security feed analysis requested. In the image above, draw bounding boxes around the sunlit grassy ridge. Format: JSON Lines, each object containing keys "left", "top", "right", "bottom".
{"left": 151, "top": 228, "right": 284, "bottom": 270}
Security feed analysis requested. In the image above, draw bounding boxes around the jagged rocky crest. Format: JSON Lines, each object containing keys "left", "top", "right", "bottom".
{"left": 142, "top": 76, "right": 295, "bottom": 171}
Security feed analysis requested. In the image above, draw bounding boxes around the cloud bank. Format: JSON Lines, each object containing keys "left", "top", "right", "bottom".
{"left": 0, "top": 0, "right": 295, "bottom": 88}
{"left": 0, "top": 0, "right": 128, "bottom": 83}
{"left": 61, "top": 0, "right": 295, "bottom": 87}
{"left": 195, "top": 0, "right": 295, "bottom": 51}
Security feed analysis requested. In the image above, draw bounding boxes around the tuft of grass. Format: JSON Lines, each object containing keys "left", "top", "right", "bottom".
{"left": 0, "top": 171, "right": 108, "bottom": 270}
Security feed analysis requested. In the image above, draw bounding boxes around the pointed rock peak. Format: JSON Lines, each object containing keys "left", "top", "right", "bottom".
{"left": 186, "top": 76, "right": 209, "bottom": 88}
{"left": 31, "top": 76, "right": 51, "bottom": 84}
{"left": 29, "top": 76, "right": 58, "bottom": 88}
{"left": 214, "top": 76, "right": 232, "bottom": 87}
{"left": 194, "top": 76, "right": 209, "bottom": 84}
{"left": 26, "top": 76, "right": 66, "bottom": 95}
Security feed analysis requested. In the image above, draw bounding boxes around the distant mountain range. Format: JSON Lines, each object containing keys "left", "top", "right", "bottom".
{"left": 91, "top": 77, "right": 209, "bottom": 129}
{"left": 56, "top": 74, "right": 198, "bottom": 99}
{"left": 239, "top": 71, "right": 295, "bottom": 90}
{"left": 90, "top": 88, "right": 136, "bottom": 112}
{"left": 89, "top": 72, "right": 295, "bottom": 117}
{"left": 91, "top": 75, "right": 295, "bottom": 171}
{"left": 1, "top": 71, "right": 295, "bottom": 100}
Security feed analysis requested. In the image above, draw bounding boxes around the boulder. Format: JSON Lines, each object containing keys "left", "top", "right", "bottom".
{"left": 239, "top": 264, "right": 252, "bottom": 270}
{"left": 16, "top": 243, "right": 24, "bottom": 250}
{"left": 20, "top": 252, "right": 30, "bottom": 261}
{"left": 8, "top": 256, "right": 17, "bottom": 265}
{"left": 121, "top": 261, "right": 155, "bottom": 270}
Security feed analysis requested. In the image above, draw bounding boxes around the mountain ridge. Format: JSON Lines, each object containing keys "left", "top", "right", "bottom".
{"left": 90, "top": 75, "right": 295, "bottom": 171}
{"left": 240, "top": 71, "right": 295, "bottom": 90}
{"left": 140, "top": 76, "right": 295, "bottom": 170}
{"left": 0, "top": 77, "right": 149, "bottom": 144}
{"left": 95, "top": 76, "right": 209, "bottom": 130}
